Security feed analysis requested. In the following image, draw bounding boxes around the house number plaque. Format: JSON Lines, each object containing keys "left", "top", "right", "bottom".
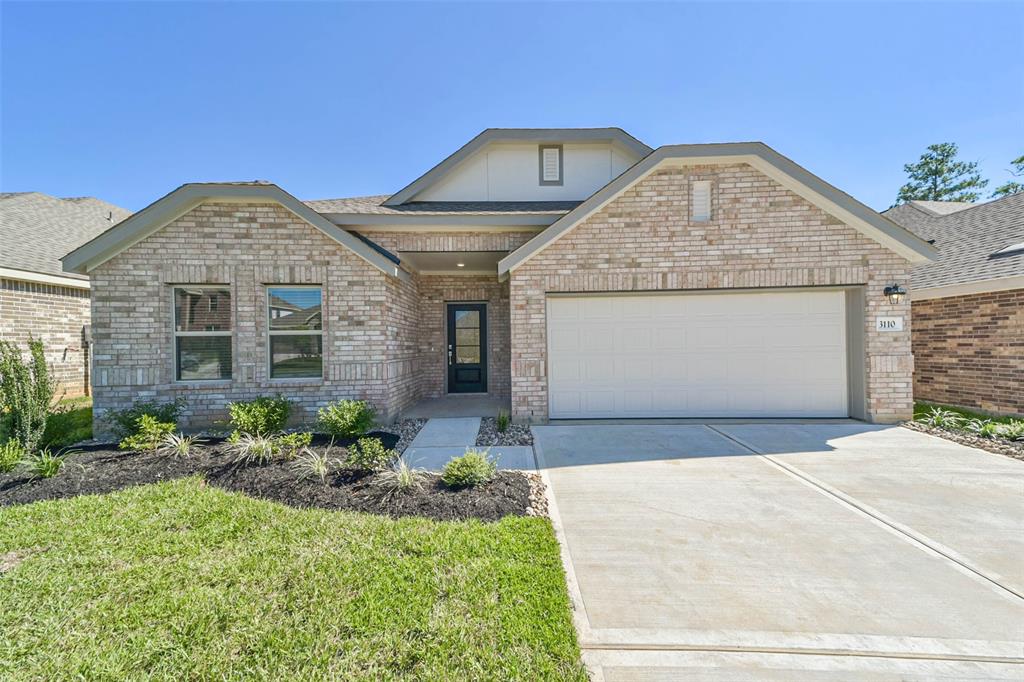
{"left": 876, "top": 317, "right": 904, "bottom": 332}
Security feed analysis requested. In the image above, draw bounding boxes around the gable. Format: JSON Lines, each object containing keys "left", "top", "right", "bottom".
{"left": 499, "top": 143, "right": 937, "bottom": 274}
{"left": 62, "top": 183, "right": 407, "bottom": 280}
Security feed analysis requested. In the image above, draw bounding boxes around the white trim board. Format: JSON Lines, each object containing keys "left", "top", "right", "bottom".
{"left": 912, "top": 276, "right": 1024, "bottom": 301}
{"left": 0, "top": 267, "right": 91, "bottom": 290}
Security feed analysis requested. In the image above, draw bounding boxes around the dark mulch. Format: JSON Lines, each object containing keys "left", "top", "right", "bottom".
{"left": 0, "top": 431, "right": 532, "bottom": 522}
{"left": 903, "top": 422, "right": 1024, "bottom": 461}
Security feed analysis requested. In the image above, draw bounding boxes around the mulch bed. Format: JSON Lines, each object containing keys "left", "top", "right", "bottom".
{"left": 476, "top": 417, "right": 534, "bottom": 447}
{"left": 903, "top": 422, "right": 1024, "bottom": 462}
{"left": 0, "top": 430, "right": 534, "bottom": 522}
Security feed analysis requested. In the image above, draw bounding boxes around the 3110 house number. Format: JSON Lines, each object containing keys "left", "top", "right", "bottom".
{"left": 876, "top": 317, "right": 904, "bottom": 331}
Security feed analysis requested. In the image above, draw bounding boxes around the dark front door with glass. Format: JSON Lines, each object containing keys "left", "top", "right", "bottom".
{"left": 447, "top": 303, "right": 487, "bottom": 393}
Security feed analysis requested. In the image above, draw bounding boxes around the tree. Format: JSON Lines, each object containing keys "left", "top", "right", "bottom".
{"left": 991, "top": 155, "right": 1024, "bottom": 198}
{"left": 896, "top": 142, "right": 989, "bottom": 204}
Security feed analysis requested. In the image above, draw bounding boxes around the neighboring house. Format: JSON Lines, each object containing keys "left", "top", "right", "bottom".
{"left": 885, "top": 195, "right": 1023, "bottom": 416}
{"left": 0, "top": 192, "right": 131, "bottom": 397}
{"left": 62, "top": 129, "right": 936, "bottom": 430}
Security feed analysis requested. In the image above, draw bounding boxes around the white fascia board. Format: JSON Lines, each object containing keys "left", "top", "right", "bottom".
{"left": 0, "top": 267, "right": 91, "bottom": 289}
{"left": 911, "top": 276, "right": 1024, "bottom": 301}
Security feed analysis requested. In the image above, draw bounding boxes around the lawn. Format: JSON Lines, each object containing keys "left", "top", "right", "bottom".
{"left": 42, "top": 395, "right": 93, "bottom": 446}
{"left": 914, "top": 400, "right": 1017, "bottom": 425}
{"left": 0, "top": 478, "right": 586, "bottom": 681}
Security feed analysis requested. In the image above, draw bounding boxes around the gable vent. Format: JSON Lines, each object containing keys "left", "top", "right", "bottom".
{"left": 692, "top": 180, "right": 712, "bottom": 221}
{"left": 539, "top": 145, "right": 563, "bottom": 185}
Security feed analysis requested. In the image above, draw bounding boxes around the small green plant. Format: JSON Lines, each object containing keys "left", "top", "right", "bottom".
{"left": 496, "top": 410, "right": 511, "bottom": 433}
{"left": 0, "top": 339, "right": 57, "bottom": 452}
{"left": 1001, "top": 420, "right": 1024, "bottom": 441}
{"left": 0, "top": 440, "right": 24, "bottom": 473}
{"left": 374, "top": 458, "right": 425, "bottom": 499}
{"left": 966, "top": 419, "right": 1004, "bottom": 439}
{"left": 317, "top": 399, "right": 376, "bottom": 438}
{"left": 23, "top": 447, "right": 75, "bottom": 480}
{"left": 119, "top": 415, "right": 176, "bottom": 452}
{"left": 345, "top": 437, "right": 395, "bottom": 471}
{"left": 917, "top": 406, "right": 964, "bottom": 429}
{"left": 441, "top": 448, "right": 497, "bottom": 489}
{"left": 227, "top": 433, "right": 281, "bottom": 466}
{"left": 158, "top": 432, "right": 202, "bottom": 458}
{"left": 106, "top": 398, "right": 186, "bottom": 440}
{"left": 228, "top": 396, "right": 291, "bottom": 436}
{"left": 291, "top": 448, "right": 341, "bottom": 484}
{"left": 278, "top": 432, "right": 313, "bottom": 460}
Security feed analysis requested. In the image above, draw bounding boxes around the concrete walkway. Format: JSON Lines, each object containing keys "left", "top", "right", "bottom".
{"left": 534, "top": 423, "right": 1024, "bottom": 680}
{"left": 403, "top": 417, "right": 536, "bottom": 471}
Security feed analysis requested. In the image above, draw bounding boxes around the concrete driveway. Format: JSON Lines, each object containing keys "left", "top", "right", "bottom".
{"left": 533, "top": 423, "right": 1024, "bottom": 680}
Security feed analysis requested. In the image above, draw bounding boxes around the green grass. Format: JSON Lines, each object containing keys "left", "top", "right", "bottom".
{"left": 914, "top": 401, "right": 1017, "bottom": 425}
{"left": 0, "top": 478, "right": 585, "bottom": 681}
{"left": 42, "top": 396, "right": 93, "bottom": 447}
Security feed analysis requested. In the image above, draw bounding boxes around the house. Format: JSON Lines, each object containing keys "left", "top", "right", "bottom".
{"left": 62, "top": 129, "right": 936, "bottom": 430}
{"left": 885, "top": 195, "right": 1023, "bottom": 416}
{"left": 0, "top": 192, "right": 131, "bottom": 397}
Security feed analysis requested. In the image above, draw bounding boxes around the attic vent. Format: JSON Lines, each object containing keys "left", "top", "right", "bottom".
{"left": 539, "top": 145, "right": 563, "bottom": 185}
{"left": 692, "top": 180, "right": 712, "bottom": 221}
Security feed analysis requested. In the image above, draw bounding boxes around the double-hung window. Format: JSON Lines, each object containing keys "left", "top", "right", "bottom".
{"left": 173, "top": 286, "right": 232, "bottom": 381}
{"left": 268, "top": 286, "right": 323, "bottom": 379}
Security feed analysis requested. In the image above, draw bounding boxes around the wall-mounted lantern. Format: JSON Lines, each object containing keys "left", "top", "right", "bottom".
{"left": 883, "top": 284, "right": 907, "bottom": 305}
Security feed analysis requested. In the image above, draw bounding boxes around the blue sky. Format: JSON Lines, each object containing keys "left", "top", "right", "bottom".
{"left": 2, "top": 1, "right": 1021, "bottom": 212}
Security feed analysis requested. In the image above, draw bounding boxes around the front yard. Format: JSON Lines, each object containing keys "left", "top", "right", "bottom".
{"left": 0, "top": 478, "right": 586, "bottom": 680}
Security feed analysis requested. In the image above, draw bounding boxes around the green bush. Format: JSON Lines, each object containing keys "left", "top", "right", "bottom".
{"left": 106, "top": 398, "right": 186, "bottom": 440}
{"left": 42, "top": 398, "right": 93, "bottom": 447}
{"left": 916, "top": 406, "right": 963, "bottom": 429}
{"left": 291, "top": 449, "right": 341, "bottom": 484}
{"left": 228, "top": 396, "right": 291, "bottom": 436}
{"left": 0, "top": 339, "right": 56, "bottom": 452}
{"left": 227, "top": 433, "right": 281, "bottom": 466}
{"left": 496, "top": 410, "right": 511, "bottom": 433}
{"left": 23, "top": 447, "right": 74, "bottom": 480}
{"left": 118, "top": 415, "right": 176, "bottom": 452}
{"left": 278, "top": 432, "right": 313, "bottom": 460}
{"left": 0, "top": 440, "right": 24, "bottom": 473}
{"left": 317, "top": 399, "right": 376, "bottom": 438}
{"left": 1002, "top": 420, "right": 1024, "bottom": 441}
{"left": 157, "top": 432, "right": 202, "bottom": 459}
{"left": 966, "top": 418, "right": 1003, "bottom": 439}
{"left": 441, "top": 448, "right": 497, "bottom": 489}
{"left": 345, "top": 437, "right": 395, "bottom": 471}
{"left": 373, "top": 458, "right": 425, "bottom": 498}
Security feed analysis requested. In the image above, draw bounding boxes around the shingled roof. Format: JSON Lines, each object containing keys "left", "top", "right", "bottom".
{"left": 0, "top": 192, "right": 131, "bottom": 281}
{"left": 304, "top": 195, "right": 580, "bottom": 216}
{"left": 884, "top": 194, "right": 1024, "bottom": 290}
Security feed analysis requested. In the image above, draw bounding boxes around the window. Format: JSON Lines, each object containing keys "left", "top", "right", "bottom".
{"left": 268, "top": 287, "right": 323, "bottom": 379}
{"left": 173, "top": 286, "right": 232, "bottom": 381}
{"left": 539, "top": 144, "right": 563, "bottom": 185}
{"left": 692, "top": 180, "right": 712, "bottom": 222}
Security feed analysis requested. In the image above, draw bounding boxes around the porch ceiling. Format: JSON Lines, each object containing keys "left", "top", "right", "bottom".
{"left": 400, "top": 250, "right": 504, "bottom": 275}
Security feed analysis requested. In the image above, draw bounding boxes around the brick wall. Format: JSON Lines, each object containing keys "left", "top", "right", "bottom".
{"left": 89, "top": 202, "right": 418, "bottom": 432}
{"left": 0, "top": 278, "right": 91, "bottom": 398}
{"left": 508, "top": 163, "right": 914, "bottom": 423}
{"left": 912, "top": 289, "right": 1024, "bottom": 416}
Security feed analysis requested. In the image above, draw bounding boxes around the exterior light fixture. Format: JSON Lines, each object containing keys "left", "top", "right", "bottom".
{"left": 883, "top": 283, "right": 907, "bottom": 305}
{"left": 456, "top": 262, "right": 465, "bottom": 268}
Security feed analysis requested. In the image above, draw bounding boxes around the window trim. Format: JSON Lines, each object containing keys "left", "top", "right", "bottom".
{"left": 691, "top": 179, "right": 712, "bottom": 222}
{"left": 266, "top": 284, "right": 324, "bottom": 381}
{"left": 539, "top": 144, "right": 564, "bottom": 186}
{"left": 171, "top": 284, "right": 233, "bottom": 383}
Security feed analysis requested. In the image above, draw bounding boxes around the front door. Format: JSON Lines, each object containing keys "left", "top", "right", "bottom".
{"left": 447, "top": 303, "right": 487, "bottom": 393}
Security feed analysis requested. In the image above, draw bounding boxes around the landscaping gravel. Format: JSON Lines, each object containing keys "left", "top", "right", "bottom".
{"left": 376, "top": 418, "right": 428, "bottom": 453}
{"left": 525, "top": 472, "right": 549, "bottom": 517}
{"left": 476, "top": 417, "right": 534, "bottom": 446}
{"left": 0, "top": 430, "right": 534, "bottom": 521}
{"left": 903, "top": 421, "right": 1024, "bottom": 461}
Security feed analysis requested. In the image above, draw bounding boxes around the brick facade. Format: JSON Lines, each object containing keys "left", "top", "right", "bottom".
{"left": 0, "top": 278, "right": 91, "bottom": 398}
{"left": 912, "top": 289, "right": 1024, "bottom": 416}
{"left": 507, "top": 163, "right": 914, "bottom": 423}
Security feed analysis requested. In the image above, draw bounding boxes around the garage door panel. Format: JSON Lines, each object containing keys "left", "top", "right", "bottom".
{"left": 547, "top": 291, "right": 848, "bottom": 419}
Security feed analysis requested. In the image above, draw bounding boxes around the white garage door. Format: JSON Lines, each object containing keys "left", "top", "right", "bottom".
{"left": 547, "top": 290, "right": 848, "bottom": 419}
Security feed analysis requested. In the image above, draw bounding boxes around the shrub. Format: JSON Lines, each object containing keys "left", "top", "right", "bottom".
{"left": 119, "top": 415, "right": 176, "bottom": 452}
{"left": 158, "top": 432, "right": 202, "bottom": 458}
{"left": 0, "top": 339, "right": 56, "bottom": 452}
{"left": 441, "top": 448, "right": 497, "bottom": 489}
{"left": 227, "top": 433, "right": 280, "bottom": 466}
{"left": 1001, "top": 420, "right": 1024, "bottom": 441}
{"left": 317, "top": 399, "right": 376, "bottom": 439}
{"left": 917, "top": 406, "right": 963, "bottom": 429}
{"left": 23, "top": 447, "right": 75, "bottom": 480}
{"left": 345, "top": 437, "right": 395, "bottom": 471}
{"left": 374, "top": 458, "right": 425, "bottom": 498}
{"left": 966, "top": 418, "right": 1003, "bottom": 439}
{"left": 291, "top": 448, "right": 341, "bottom": 484}
{"left": 0, "top": 440, "right": 24, "bottom": 473}
{"left": 278, "top": 432, "right": 313, "bottom": 461}
{"left": 42, "top": 398, "right": 93, "bottom": 447}
{"left": 229, "top": 396, "right": 291, "bottom": 436}
{"left": 496, "top": 410, "right": 511, "bottom": 433}
{"left": 106, "top": 398, "right": 186, "bottom": 440}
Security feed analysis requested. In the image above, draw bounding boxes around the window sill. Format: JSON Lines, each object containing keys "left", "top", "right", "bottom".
{"left": 173, "top": 380, "right": 233, "bottom": 389}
